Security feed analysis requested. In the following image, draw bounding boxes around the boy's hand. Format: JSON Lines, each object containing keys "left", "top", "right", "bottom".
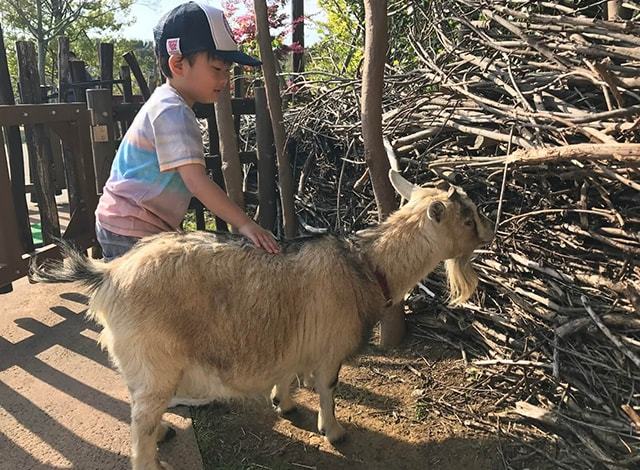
{"left": 239, "top": 221, "right": 280, "bottom": 254}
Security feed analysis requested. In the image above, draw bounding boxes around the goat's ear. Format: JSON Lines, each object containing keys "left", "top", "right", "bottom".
{"left": 427, "top": 200, "right": 446, "bottom": 223}
{"left": 436, "top": 180, "right": 450, "bottom": 191}
{"left": 389, "top": 170, "right": 418, "bottom": 200}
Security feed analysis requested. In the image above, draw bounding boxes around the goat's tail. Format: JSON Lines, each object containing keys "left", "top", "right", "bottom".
{"left": 30, "top": 242, "right": 107, "bottom": 294}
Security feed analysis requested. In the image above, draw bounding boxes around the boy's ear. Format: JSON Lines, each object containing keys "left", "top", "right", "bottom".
{"left": 168, "top": 54, "right": 185, "bottom": 77}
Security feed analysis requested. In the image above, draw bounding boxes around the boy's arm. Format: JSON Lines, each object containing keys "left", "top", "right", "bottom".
{"left": 178, "top": 163, "right": 280, "bottom": 253}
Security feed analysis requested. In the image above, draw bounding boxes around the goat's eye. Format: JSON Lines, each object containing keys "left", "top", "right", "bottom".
{"left": 465, "top": 219, "right": 475, "bottom": 227}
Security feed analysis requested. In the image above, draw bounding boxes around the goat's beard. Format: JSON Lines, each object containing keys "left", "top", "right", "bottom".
{"left": 445, "top": 256, "right": 478, "bottom": 306}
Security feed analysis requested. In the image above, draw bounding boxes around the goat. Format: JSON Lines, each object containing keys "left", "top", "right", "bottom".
{"left": 32, "top": 170, "right": 494, "bottom": 470}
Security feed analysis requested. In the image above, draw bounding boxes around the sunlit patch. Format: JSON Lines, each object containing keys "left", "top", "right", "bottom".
{"left": 34, "top": 344, "right": 124, "bottom": 403}
{"left": 0, "top": 400, "right": 72, "bottom": 467}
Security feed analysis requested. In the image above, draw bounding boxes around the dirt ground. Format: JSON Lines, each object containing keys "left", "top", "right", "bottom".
{"left": 191, "top": 338, "right": 505, "bottom": 470}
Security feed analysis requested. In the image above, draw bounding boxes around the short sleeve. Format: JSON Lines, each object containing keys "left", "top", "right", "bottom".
{"left": 151, "top": 104, "right": 205, "bottom": 172}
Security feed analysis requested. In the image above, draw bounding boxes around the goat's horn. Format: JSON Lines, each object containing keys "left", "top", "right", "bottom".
{"left": 389, "top": 170, "right": 418, "bottom": 200}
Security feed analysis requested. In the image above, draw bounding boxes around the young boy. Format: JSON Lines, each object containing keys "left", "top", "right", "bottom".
{"left": 95, "top": 1, "right": 280, "bottom": 261}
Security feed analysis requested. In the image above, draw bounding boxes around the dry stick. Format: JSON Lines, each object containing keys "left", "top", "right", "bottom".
{"left": 506, "top": 143, "right": 640, "bottom": 164}
{"left": 581, "top": 295, "right": 640, "bottom": 370}
{"left": 482, "top": 9, "right": 570, "bottom": 70}
{"left": 494, "top": 125, "right": 514, "bottom": 232}
{"left": 567, "top": 225, "right": 640, "bottom": 256}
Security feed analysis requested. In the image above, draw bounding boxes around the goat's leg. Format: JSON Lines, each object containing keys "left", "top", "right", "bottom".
{"left": 156, "top": 421, "right": 176, "bottom": 443}
{"left": 271, "top": 375, "right": 296, "bottom": 415}
{"left": 130, "top": 386, "right": 175, "bottom": 470}
{"left": 315, "top": 363, "right": 345, "bottom": 444}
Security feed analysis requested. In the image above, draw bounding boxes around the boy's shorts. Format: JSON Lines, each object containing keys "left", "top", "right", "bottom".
{"left": 95, "top": 221, "right": 140, "bottom": 262}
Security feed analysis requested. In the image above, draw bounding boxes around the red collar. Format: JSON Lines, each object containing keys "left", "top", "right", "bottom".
{"left": 374, "top": 269, "right": 393, "bottom": 307}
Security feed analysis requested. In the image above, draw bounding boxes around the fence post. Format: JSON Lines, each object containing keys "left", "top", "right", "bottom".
{"left": 216, "top": 86, "right": 245, "bottom": 221}
{"left": 16, "top": 40, "right": 61, "bottom": 244}
{"left": 206, "top": 110, "right": 228, "bottom": 232}
{"left": 0, "top": 25, "right": 33, "bottom": 253}
{"left": 86, "top": 88, "right": 116, "bottom": 194}
{"left": 254, "top": 84, "right": 277, "bottom": 231}
{"left": 122, "top": 51, "right": 150, "bottom": 100}
{"left": 99, "top": 42, "right": 114, "bottom": 94}
{"left": 118, "top": 65, "right": 133, "bottom": 133}
{"left": 57, "top": 35, "right": 82, "bottom": 216}
{"left": 0, "top": 132, "right": 27, "bottom": 293}
{"left": 69, "top": 59, "right": 89, "bottom": 103}
{"left": 41, "top": 85, "right": 66, "bottom": 195}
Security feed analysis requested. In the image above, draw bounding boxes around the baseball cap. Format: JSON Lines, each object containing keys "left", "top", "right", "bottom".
{"left": 153, "top": 2, "right": 261, "bottom": 67}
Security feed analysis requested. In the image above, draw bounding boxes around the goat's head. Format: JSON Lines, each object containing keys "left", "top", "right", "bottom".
{"left": 389, "top": 170, "right": 494, "bottom": 305}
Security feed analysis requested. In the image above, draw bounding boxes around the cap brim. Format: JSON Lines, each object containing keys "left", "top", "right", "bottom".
{"left": 214, "top": 50, "right": 262, "bottom": 66}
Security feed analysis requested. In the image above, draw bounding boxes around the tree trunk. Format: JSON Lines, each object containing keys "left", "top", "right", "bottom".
{"left": 253, "top": 0, "right": 296, "bottom": 238}
{"left": 362, "top": 0, "right": 396, "bottom": 220}
{"left": 361, "top": 0, "right": 405, "bottom": 348}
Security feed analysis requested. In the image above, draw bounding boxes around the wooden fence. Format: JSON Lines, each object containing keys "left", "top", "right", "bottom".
{"left": 1, "top": 30, "right": 278, "bottom": 293}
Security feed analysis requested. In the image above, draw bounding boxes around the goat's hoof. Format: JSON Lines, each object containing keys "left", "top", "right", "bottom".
{"left": 157, "top": 422, "right": 177, "bottom": 444}
{"left": 272, "top": 397, "right": 296, "bottom": 416}
{"left": 323, "top": 424, "right": 346, "bottom": 445}
{"left": 276, "top": 404, "right": 297, "bottom": 416}
{"left": 158, "top": 426, "right": 176, "bottom": 444}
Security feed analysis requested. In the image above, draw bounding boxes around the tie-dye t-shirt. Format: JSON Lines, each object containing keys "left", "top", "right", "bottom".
{"left": 95, "top": 84, "right": 205, "bottom": 238}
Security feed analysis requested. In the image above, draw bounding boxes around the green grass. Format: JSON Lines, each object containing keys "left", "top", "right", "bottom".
{"left": 31, "top": 223, "right": 43, "bottom": 244}
{"left": 182, "top": 210, "right": 222, "bottom": 232}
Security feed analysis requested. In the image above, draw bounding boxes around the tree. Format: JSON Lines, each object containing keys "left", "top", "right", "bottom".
{"left": 313, "top": 0, "right": 364, "bottom": 76}
{"left": 0, "top": 0, "right": 133, "bottom": 84}
{"left": 223, "top": 0, "right": 301, "bottom": 70}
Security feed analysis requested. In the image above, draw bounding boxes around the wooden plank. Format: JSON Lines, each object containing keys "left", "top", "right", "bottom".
{"left": 99, "top": 43, "right": 114, "bottom": 95}
{"left": 87, "top": 88, "right": 116, "bottom": 193}
{"left": 16, "top": 40, "right": 61, "bottom": 245}
{"left": 122, "top": 51, "right": 150, "bottom": 100}
{"left": 254, "top": 85, "right": 277, "bottom": 231}
{"left": 0, "top": 103, "right": 88, "bottom": 126}
{"left": 0, "top": 24, "right": 33, "bottom": 253}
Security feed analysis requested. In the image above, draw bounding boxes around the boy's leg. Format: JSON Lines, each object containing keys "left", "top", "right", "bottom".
{"left": 95, "top": 222, "right": 140, "bottom": 262}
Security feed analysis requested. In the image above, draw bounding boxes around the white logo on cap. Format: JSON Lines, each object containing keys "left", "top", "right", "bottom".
{"left": 166, "top": 38, "right": 181, "bottom": 55}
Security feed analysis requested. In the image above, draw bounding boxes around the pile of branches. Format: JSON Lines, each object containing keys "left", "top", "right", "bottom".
{"left": 284, "top": 0, "right": 640, "bottom": 467}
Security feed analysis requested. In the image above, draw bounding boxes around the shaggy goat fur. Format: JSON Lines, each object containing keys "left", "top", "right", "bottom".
{"left": 31, "top": 172, "right": 493, "bottom": 470}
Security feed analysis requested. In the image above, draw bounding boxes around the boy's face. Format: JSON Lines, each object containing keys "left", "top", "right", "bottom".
{"left": 169, "top": 52, "right": 231, "bottom": 105}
